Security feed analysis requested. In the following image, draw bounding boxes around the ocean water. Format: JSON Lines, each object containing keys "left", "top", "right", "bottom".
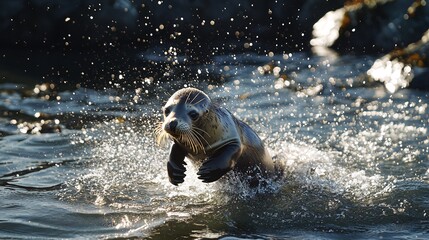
{"left": 1, "top": 52, "right": 428, "bottom": 239}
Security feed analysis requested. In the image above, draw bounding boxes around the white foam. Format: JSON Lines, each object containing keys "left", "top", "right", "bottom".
{"left": 270, "top": 138, "right": 393, "bottom": 203}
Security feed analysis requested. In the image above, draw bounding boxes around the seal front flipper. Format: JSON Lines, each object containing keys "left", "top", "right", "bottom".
{"left": 197, "top": 141, "right": 241, "bottom": 183}
{"left": 167, "top": 142, "right": 187, "bottom": 185}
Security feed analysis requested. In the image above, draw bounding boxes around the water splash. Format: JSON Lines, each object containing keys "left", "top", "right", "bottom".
{"left": 271, "top": 139, "right": 393, "bottom": 204}
{"left": 62, "top": 121, "right": 217, "bottom": 200}
{"left": 60, "top": 116, "right": 397, "bottom": 222}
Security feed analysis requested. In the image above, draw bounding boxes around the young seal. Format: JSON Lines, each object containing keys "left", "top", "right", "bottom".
{"left": 156, "top": 87, "right": 281, "bottom": 186}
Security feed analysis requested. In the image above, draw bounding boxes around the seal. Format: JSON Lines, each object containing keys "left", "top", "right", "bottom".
{"left": 156, "top": 87, "right": 281, "bottom": 186}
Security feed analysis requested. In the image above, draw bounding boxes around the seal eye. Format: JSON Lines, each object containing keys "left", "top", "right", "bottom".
{"left": 188, "top": 111, "right": 199, "bottom": 121}
{"left": 164, "top": 108, "right": 171, "bottom": 116}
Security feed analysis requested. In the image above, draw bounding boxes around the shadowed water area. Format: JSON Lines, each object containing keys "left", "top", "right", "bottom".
{"left": 1, "top": 52, "right": 428, "bottom": 239}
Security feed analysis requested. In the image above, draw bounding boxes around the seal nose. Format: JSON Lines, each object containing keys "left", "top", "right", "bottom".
{"left": 169, "top": 120, "right": 178, "bottom": 132}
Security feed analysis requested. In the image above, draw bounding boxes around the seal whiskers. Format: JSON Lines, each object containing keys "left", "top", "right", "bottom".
{"left": 178, "top": 129, "right": 206, "bottom": 154}
{"left": 191, "top": 97, "right": 206, "bottom": 105}
{"left": 191, "top": 128, "right": 208, "bottom": 153}
{"left": 155, "top": 122, "right": 169, "bottom": 145}
{"left": 189, "top": 91, "right": 201, "bottom": 104}
{"left": 192, "top": 126, "right": 211, "bottom": 138}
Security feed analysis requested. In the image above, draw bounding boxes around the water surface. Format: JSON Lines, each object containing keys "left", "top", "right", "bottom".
{"left": 1, "top": 52, "right": 428, "bottom": 239}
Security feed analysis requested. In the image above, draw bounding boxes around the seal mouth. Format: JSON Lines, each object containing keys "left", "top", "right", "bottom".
{"left": 166, "top": 131, "right": 180, "bottom": 138}
{"left": 164, "top": 125, "right": 182, "bottom": 137}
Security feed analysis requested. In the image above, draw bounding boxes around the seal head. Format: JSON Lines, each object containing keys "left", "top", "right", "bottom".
{"left": 159, "top": 88, "right": 211, "bottom": 154}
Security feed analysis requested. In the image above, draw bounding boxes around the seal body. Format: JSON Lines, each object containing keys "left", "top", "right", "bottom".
{"left": 157, "top": 87, "right": 280, "bottom": 186}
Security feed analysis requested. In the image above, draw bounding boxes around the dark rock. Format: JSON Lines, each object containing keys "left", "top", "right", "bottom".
{"left": 410, "top": 67, "right": 429, "bottom": 89}
{"left": 367, "top": 29, "right": 429, "bottom": 92}
{"left": 311, "top": 0, "right": 429, "bottom": 54}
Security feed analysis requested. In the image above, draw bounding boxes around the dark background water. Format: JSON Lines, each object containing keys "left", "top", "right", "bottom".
{"left": 1, "top": 0, "right": 429, "bottom": 239}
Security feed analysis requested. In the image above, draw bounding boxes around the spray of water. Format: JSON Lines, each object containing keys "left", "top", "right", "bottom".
{"left": 57, "top": 74, "right": 428, "bottom": 236}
